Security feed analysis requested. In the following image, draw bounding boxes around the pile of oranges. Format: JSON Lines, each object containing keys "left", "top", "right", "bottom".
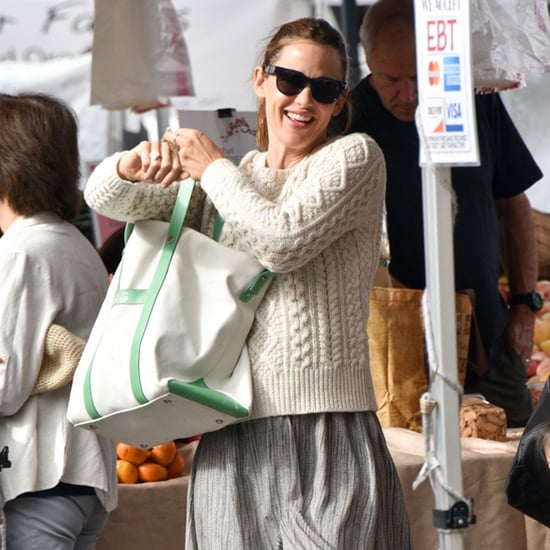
{"left": 116, "top": 440, "right": 185, "bottom": 484}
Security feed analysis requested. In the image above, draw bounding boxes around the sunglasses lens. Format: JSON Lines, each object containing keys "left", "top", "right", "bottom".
{"left": 276, "top": 69, "right": 306, "bottom": 96}
{"left": 311, "top": 80, "right": 342, "bottom": 104}
{"left": 270, "top": 66, "right": 344, "bottom": 104}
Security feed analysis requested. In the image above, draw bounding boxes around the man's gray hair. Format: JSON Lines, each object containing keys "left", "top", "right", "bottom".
{"left": 359, "top": 0, "right": 415, "bottom": 57}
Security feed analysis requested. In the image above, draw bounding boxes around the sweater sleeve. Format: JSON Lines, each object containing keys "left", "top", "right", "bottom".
{"left": 84, "top": 153, "right": 205, "bottom": 229}
{"left": 200, "top": 132, "right": 386, "bottom": 273}
{"left": 84, "top": 153, "right": 177, "bottom": 222}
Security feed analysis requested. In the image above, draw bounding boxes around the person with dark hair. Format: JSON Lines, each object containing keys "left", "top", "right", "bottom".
{"left": 84, "top": 17, "right": 412, "bottom": 550}
{"left": 349, "top": 0, "right": 543, "bottom": 427}
{"left": 0, "top": 93, "right": 117, "bottom": 549}
{"left": 506, "top": 380, "right": 550, "bottom": 526}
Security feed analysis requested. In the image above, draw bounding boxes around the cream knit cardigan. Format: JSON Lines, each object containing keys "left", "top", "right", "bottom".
{"left": 84, "top": 132, "right": 385, "bottom": 418}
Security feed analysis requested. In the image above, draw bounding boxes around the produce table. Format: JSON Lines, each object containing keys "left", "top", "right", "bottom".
{"left": 384, "top": 427, "right": 550, "bottom": 550}
{"left": 97, "top": 432, "right": 550, "bottom": 549}
{"left": 97, "top": 441, "right": 197, "bottom": 550}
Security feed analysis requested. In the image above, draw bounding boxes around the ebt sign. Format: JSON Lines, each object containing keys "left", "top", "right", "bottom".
{"left": 414, "top": 0, "right": 479, "bottom": 165}
{"left": 0, "top": 0, "right": 94, "bottom": 61}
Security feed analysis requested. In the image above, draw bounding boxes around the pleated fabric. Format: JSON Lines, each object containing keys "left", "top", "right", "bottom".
{"left": 185, "top": 412, "right": 413, "bottom": 550}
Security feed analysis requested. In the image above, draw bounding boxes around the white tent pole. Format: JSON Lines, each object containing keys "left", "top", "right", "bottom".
{"left": 422, "top": 165, "right": 465, "bottom": 550}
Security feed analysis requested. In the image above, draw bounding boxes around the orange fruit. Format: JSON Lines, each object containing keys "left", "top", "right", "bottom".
{"left": 166, "top": 451, "right": 185, "bottom": 479}
{"left": 116, "top": 442, "right": 150, "bottom": 465}
{"left": 149, "top": 440, "right": 177, "bottom": 466}
{"left": 138, "top": 461, "right": 168, "bottom": 483}
{"left": 117, "top": 459, "right": 138, "bottom": 484}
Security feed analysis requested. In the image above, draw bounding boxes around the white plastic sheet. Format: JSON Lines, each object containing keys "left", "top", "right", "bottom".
{"left": 472, "top": 0, "right": 550, "bottom": 91}
{"left": 91, "top": 0, "right": 194, "bottom": 111}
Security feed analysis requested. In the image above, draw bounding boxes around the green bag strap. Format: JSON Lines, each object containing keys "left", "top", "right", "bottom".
{"left": 83, "top": 179, "right": 275, "bottom": 416}
{"left": 129, "top": 179, "right": 195, "bottom": 403}
{"left": 213, "top": 211, "right": 224, "bottom": 242}
{"left": 83, "top": 179, "right": 195, "bottom": 417}
{"left": 213, "top": 212, "right": 276, "bottom": 302}
{"left": 114, "top": 181, "right": 194, "bottom": 305}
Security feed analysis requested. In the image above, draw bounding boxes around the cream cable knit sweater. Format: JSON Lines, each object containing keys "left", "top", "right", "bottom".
{"left": 85, "top": 132, "right": 385, "bottom": 418}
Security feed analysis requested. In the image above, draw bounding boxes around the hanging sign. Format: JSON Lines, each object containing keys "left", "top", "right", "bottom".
{"left": 414, "top": 0, "right": 479, "bottom": 166}
{"left": 175, "top": 107, "right": 257, "bottom": 165}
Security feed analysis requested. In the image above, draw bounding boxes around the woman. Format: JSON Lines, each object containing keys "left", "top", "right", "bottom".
{"left": 0, "top": 93, "right": 117, "bottom": 549}
{"left": 85, "top": 18, "right": 412, "bottom": 549}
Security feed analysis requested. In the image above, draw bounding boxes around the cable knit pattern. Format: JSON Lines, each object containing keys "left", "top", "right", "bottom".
{"left": 85, "top": 132, "right": 385, "bottom": 418}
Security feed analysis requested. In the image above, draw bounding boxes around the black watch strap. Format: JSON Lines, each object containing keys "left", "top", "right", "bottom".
{"left": 509, "top": 291, "right": 543, "bottom": 312}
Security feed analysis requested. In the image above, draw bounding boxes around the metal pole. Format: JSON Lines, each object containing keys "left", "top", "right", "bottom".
{"left": 339, "top": 0, "right": 360, "bottom": 88}
{"left": 422, "top": 165, "right": 465, "bottom": 550}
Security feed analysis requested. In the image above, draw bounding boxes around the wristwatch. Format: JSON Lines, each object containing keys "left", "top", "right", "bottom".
{"left": 509, "top": 291, "right": 544, "bottom": 312}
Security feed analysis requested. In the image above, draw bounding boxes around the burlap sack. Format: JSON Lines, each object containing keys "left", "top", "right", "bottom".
{"left": 367, "top": 287, "right": 472, "bottom": 432}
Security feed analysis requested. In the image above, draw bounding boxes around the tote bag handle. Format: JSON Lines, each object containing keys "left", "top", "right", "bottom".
{"left": 122, "top": 179, "right": 275, "bottom": 305}
{"left": 213, "top": 202, "right": 276, "bottom": 302}
{"left": 84, "top": 179, "right": 274, "bottom": 416}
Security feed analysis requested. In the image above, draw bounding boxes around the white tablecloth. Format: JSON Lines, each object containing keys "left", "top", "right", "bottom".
{"left": 384, "top": 427, "right": 550, "bottom": 550}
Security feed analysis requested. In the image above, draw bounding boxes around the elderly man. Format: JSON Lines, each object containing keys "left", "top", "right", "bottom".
{"left": 349, "top": 0, "right": 543, "bottom": 427}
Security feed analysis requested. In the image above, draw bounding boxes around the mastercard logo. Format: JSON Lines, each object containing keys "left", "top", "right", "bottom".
{"left": 428, "top": 61, "right": 440, "bottom": 86}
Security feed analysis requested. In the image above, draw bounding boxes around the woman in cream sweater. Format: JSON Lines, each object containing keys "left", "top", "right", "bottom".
{"left": 84, "top": 18, "right": 412, "bottom": 550}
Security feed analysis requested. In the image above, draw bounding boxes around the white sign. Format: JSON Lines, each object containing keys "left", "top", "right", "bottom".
{"left": 176, "top": 108, "right": 257, "bottom": 165}
{"left": 414, "top": 0, "right": 479, "bottom": 165}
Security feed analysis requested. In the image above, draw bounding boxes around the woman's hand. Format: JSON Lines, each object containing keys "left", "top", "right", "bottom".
{"left": 162, "top": 128, "right": 224, "bottom": 181}
{"left": 116, "top": 129, "right": 224, "bottom": 188}
{"left": 116, "top": 139, "right": 184, "bottom": 188}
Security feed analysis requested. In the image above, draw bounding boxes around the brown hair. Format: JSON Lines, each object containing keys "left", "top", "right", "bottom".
{"left": 256, "top": 17, "right": 350, "bottom": 151}
{"left": 0, "top": 93, "right": 82, "bottom": 220}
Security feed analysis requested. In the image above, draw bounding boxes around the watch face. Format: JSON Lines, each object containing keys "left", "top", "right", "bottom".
{"left": 533, "top": 291, "right": 544, "bottom": 310}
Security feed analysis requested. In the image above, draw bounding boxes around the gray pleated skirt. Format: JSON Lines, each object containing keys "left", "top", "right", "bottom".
{"left": 185, "top": 412, "right": 413, "bottom": 550}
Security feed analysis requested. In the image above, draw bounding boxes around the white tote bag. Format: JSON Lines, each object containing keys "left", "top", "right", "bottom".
{"left": 67, "top": 179, "right": 273, "bottom": 448}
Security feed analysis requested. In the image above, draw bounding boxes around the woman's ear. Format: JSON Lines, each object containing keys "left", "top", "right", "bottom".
{"left": 253, "top": 66, "right": 267, "bottom": 99}
{"left": 331, "top": 88, "right": 349, "bottom": 118}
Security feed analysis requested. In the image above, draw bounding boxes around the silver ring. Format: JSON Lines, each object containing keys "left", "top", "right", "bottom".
{"left": 150, "top": 150, "right": 160, "bottom": 161}
{"left": 525, "top": 357, "right": 531, "bottom": 364}
{"left": 161, "top": 128, "right": 180, "bottom": 152}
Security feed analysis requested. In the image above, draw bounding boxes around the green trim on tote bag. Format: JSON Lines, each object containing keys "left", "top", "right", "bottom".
{"left": 167, "top": 378, "right": 250, "bottom": 418}
{"left": 129, "top": 179, "right": 194, "bottom": 404}
{"left": 82, "top": 178, "right": 274, "bottom": 421}
{"left": 82, "top": 180, "right": 194, "bottom": 418}
{"left": 83, "top": 355, "right": 100, "bottom": 419}
{"left": 214, "top": 212, "right": 275, "bottom": 302}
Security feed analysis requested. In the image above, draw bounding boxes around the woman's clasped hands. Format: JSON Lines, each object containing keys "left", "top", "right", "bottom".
{"left": 116, "top": 127, "right": 224, "bottom": 187}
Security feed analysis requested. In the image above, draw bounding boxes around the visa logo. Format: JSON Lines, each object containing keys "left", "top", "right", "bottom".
{"left": 447, "top": 103, "right": 462, "bottom": 119}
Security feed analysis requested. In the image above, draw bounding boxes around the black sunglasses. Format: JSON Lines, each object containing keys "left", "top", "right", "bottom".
{"left": 264, "top": 65, "right": 346, "bottom": 104}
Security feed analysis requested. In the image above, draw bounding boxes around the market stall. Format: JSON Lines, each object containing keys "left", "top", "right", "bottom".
{"left": 2, "top": 2, "right": 550, "bottom": 548}
{"left": 96, "top": 432, "right": 550, "bottom": 550}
